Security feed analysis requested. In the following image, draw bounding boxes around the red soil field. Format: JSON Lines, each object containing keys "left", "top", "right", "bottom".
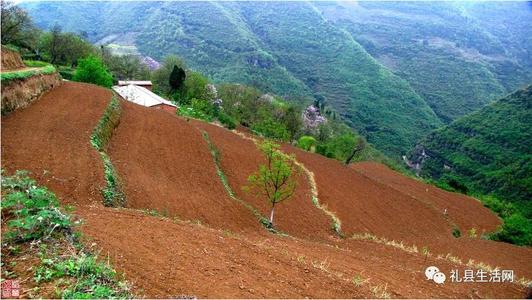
{"left": 192, "top": 121, "right": 333, "bottom": 240}
{"left": 106, "top": 100, "right": 260, "bottom": 233}
{"left": 281, "top": 144, "right": 454, "bottom": 243}
{"left": 351, "top": 161, "right": 501, "bottom": 233}
{"left": 2, "top": 82, "right": 530, "bottom": 297}
{"left": 78, "top": 205, "right": 527, "bottom": 298}
{"left": 1, "top": 82, "right": 108, "bottom": 206}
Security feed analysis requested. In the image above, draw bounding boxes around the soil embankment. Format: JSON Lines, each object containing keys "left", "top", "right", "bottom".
{"left": 1, "top": 46, "right": 25, "bottom": 70}
{"left": 1, "top": 81, "right": 109, "bottom": 205}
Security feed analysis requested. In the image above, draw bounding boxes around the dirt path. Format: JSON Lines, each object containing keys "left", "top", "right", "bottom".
{"left": 0, "top": 66, "right": 42, "bottom": 74}
{"left": 1, "top": 81, "right": 109, "bottom": 206}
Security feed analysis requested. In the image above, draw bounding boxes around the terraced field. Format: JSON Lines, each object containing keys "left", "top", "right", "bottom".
{"left": 1, "top": 82, "right": 530, "bottom": 298}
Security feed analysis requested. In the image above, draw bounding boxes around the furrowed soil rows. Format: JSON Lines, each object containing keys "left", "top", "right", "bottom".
{"left": 2, "top": 82, "right": 530, "bottom": 298}
{"left": 351, "top": 161, "right": 501, "bottom": 233}
{"left": 1, "top": 82, "right": 109, "bottom": 206}
{"left": 281, "top": 144, "right": 453, "bottom": 243}
{"left": 78, "top": 205, "right": 527, "bottom": 298}
{"left": 193, "top": 121, "right": 333, "bottom": 240}
{"left": 105, "top": 100, "right": 260, "bottom": 232}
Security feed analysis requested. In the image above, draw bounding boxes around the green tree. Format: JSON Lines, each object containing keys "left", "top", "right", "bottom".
{"left": 151, "top": 55, "right": 186, "bottom": 95}
{"left": 1, "top": 0, "right": 39, "bottom": 48}
{"left": 491, "top": 213, "right": 532, "bottom": 246}
{"left": 252, "top": 117, "right": 290, "bottom": 141}
{"left": 102, "top": 53, "right": 150, "bottom": 81}
{"left": 245, "top": 141, "right": 298, "bottom": 227}
{"left": 73, "top": 56, "right": 113, "bottom": 88}
{"left": 184, "top": 71, "right": 209, "bottom": 103}
{"left": 281, "top": 105, "right": 302, "bottom": 142}
{"left": 169, "top": 65, "right": 186, "bottom": 91}
{"left": 39, "top": 28, "right": 94, "bottom": 66}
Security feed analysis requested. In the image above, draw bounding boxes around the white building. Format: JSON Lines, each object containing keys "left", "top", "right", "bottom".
{"left": 112, "top": 84, "right": 177, "bottom": 112}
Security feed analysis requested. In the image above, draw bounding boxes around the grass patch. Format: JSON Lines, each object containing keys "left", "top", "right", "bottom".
{"left": 0, "top": 65, "right": 56, "bottom": 83}
{"left": 1, "top": 170, "right": 132, "bottom": 298}
{"left": 91, "top": 94, "right": 125, "bottom": 207}
{"left": 23, "top": 60, "right": 51, "bottom": 68}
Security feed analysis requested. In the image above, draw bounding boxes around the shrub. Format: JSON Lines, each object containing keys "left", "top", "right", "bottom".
{"left": 184, "top": 71, "right": 209, "bottom": 103}
{"left": 73, "top": 56, "right": 113, "bottom": 88}
{"left": 316, "top": 133, "right": 358, "bottom": 161}
{"left": 218, "top": 111, "right": 237, "bottom": 129}
{"left": 297, "top": 136, "right": 316, "bottom": 152}
{"left": 177, "top": 98, "right": 215, "bottom": 121}
{"left": 452, "top": 227, "right": 461, "bottom": 238}
{"left": 35, "top": 252, "right": 130, "bottom": 298}
{"left": 91, "top": 95, "right": 125, "bottom": 207}
{"left": 58, "top": 66, "right": 75, "bottom": 80}
{"left": 490, "top": 213, "right": 532, "bottom": 246}
{"left": 252, "top": 118, "right": 290, "bottom": 141}
{"left": 23, "top": 60, "right": 49, "bottom": 67}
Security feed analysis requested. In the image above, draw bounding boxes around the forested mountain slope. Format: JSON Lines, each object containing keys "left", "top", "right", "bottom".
{"left": 22, "top": 1, "right": 441, "bottom": 156}
{"left": 316, "top": 1, "right": 532, "bottom": 123}
{"left": 22, "top": 1, "right": 531, "bottom": 156}
{"left": 409, "top": 86, "right": 531, "bottom": 213}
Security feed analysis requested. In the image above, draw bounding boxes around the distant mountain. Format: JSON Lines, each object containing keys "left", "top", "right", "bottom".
{"left": 317, "top": 1, "right": 532, "bottom": 123}
{"left": 409, "top": 86, "right": 531, "bottom": 212}
{"left": 21, "top": 1, "right": 532, "bottom": 157}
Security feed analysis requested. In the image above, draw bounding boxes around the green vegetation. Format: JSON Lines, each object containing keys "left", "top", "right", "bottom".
{"left": 20, "top": 1, "right": 450, "bottom": 157}
{"left": 412, "top": 86, "right": 531, "bottom": 246}
{"left": 317, "top": 1, "right": 531, "bottom": 123}
{"left": 1, "top": 170, "right": 72, "bottom": 242}
{"left": 413, "top": 87, "right": 531, "bottom": 212}
{"left": 73, "top": 56, "right": 113, "bottom": 88}
{"left": 296, "top": 136, "right": 316, "bottom": 152}
{"left": 1, "top": 170, "right": 131, "bottom": 298}
{"left": 90, "top": 95, "right": 125, "bottom": 207}
{"left": 202, "top": 131, "right": 274, "bottom": 231}
{"left": 150, "top": 54, "right": 399, "bottom": 169}
{"left": 23, "top": 59, "right": 49, "bottom": 67}
{"left": 0, "top": 64, "right": 55, "bottom": 82}
{"left": 244, "top": 141, "right": 298, "bottom": 227}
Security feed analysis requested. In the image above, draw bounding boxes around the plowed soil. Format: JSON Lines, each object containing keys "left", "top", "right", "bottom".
{"left": 351, "top": 161, "right": 501, "bottom": 233}
{"left": 78, "top": 205, "right": 526, "bottom": 298}
{"left": 2, "top": 82, "right": 530, "bottom": 298}
{"left": 193, "top": 121, "right": 333, "bottom": 240}
{"left": 1, "top": 81, "right": 108, "bottom": 206}
{"left": 281, "top": 144, "right": 454, "bottom": 243}
{"left": 106, "top": 100, "right": 260, "bottom": 233}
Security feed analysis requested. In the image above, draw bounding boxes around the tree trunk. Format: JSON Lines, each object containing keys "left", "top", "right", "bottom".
{"left": 344, "top": 139, "right": 365, "bottom": 165}
{"left": 269, "top": 205, "right": 275, "bottom": 226}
